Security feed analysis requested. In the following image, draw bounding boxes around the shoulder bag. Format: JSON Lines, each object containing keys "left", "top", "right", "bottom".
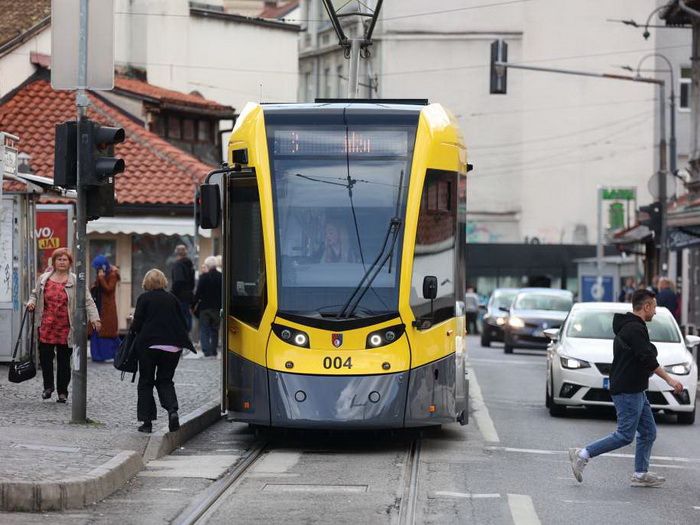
{"left": 8, "top": 309, "right": 37, "bottom": 383}
{"left": 114, "top": 329, "right": 138, "bottom": 382}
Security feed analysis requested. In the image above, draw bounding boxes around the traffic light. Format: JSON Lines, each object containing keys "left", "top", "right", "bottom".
{"left": 81, "top": 120, "right": 125, "bottom": 186}
{"left": 639, "top": 201, "right": 661, "bottom": 246}
{"left": 54, "top": 120, "right": 77, "bottom": 188}
{"left": 490, "top": 39, "right": 508, "bottom": 95}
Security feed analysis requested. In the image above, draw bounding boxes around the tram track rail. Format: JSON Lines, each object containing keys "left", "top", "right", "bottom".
{"left": 397, "top": 438, "right": 422, "bottom": 525}
{"left": 172, "top": 440, "right": 268, "bottom": 525}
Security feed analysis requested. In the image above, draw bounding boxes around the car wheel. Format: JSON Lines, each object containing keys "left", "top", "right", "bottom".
{"left": 504, "top": 344, "right": 513, "bottom": 354}
{"left": 677, "top": 406, "right": 696, "bottom": 425}
{"left": 545, "top": 380, "right": 552, "bottom": 408}
{"left": 481, "top": 332, "right": 491, "bottom": 347}
{"left": 548, "top": 371, "right": 566, "bottom": 417}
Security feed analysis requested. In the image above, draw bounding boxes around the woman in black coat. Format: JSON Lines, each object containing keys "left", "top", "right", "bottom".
{"left": 131, "top": 269, "right": 195, "bottom": 433}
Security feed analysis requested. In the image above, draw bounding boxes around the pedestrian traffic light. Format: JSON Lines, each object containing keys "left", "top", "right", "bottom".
{"left": 639, "top": 201, "right": 661, "bottom": 246}
{"left": 490, "top": 39, "right": 508, "bottom": 95}
{"left": 54, "top": 120, "right": 77, "bottom": 188}
{"left": 81, "top": 120, "right": 125, "bottom": 186}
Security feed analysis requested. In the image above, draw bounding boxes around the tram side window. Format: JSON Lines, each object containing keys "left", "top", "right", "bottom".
{"left": 229, "top": 179, "right": 267, "bottom": 327}
{"left": 410, "top": 169, "right": 457, "bottom": 324}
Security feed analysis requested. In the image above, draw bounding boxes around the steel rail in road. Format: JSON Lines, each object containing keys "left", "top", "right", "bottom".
{"left": 172, "top": 440, "right": 268, "bottom": 525}
{"left": 398, "top": 439, "right": 422, "bottom": 525}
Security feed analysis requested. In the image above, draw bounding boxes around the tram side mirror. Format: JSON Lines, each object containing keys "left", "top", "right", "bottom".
{"left": 423, "top": 276, "right": 438, "bottom": 300}
{"left": 199, "top": 183, "right": 221, "bottom": 229}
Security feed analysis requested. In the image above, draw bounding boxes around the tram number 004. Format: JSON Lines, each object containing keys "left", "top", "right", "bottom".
{"left": 323, "top": 356, "right": 353, "bottom": 370}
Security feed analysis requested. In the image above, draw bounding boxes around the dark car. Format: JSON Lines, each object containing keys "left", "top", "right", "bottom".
{"left": 481, "top": 288, "right": 519, "bottom": 347}
{"left": 503, "top": 288, "right": 574, "bottom": 354}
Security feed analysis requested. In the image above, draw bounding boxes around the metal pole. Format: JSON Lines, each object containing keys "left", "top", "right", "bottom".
{"left": 347, "top": 39, "right": 361, "bottom": 99}
{"left": 596, "top": 186, "right": 603, "bottom": 302}
{"left": 670, "top": 84, "right": 677, "bottom": 175}
{"left": 659, "top": 82, "right": 669, "bottom": 277}
{"left": 72, "top": 0, "right": 90, "bottom": 423}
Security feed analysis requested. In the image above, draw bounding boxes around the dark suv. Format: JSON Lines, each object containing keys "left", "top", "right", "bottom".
{"left": 481, "top": 288, "right": 519, "bottom": 347}
{"left": 502, "top": 288, "right": 573, "bottom": 354}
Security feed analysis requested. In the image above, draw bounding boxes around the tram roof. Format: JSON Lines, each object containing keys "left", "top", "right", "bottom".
{"left": 260, "top": 100, "right": 429, "bottom": 114}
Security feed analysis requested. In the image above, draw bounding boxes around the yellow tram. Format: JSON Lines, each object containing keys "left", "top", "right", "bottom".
{"left": 199, "top": 100, "right": 469, "bottom": 428}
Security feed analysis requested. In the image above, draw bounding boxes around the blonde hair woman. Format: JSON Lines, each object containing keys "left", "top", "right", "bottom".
{"left": 130, "top": 269, "right": 195, "bottom": 433}
{"left": 27, "top": 248, "right": 101, "bottom": 403}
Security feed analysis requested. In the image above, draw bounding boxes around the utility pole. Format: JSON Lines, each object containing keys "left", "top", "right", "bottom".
{"left": 320, "top": 0, "right": 383, "bottom": 99}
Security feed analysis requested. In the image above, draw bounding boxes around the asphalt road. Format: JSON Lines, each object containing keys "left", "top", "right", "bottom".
{"left": 7, "top": 335, "right": 700, "bottom": 524}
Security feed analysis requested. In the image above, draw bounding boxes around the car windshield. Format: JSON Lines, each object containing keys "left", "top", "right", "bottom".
{"left": 513, "top": 293, "right": 572, "bottom": 312}
{"left": 492, "top": 291, "right": 517, "bottom": 309}
{"left": 565, "top": 310, "right": 681, "bottom": 343}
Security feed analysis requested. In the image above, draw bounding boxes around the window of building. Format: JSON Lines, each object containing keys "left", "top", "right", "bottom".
{"left": 680, "top": 67, "right": 691, "bottom": 111}
{"left": 168, "top": 116, "right": 181, "bottom": 139}
{"left": 151, "top": 115, "right": 165, "bottom": 137}
{"left": 198, "top": 120, "right": 212, "bottom": 142}
{"left": 183, "top": 118, "right": 195, "bottom": 141}
{"left": 130, "top": 234, "right": 193, "bottom": 306}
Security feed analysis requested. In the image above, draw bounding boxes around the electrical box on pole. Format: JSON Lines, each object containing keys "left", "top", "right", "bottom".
{"left": 490, "top": 39, "right": 508, "bottom": 94}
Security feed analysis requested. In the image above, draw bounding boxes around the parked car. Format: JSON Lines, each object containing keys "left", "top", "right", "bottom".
{"left": 545, "top": 302, "right": 700, "bottom": 424}
{"left": 502, "top": 288, "right": 573, "bottom": 354}
{"left": 481, "top": 288, "right": 519, "bottom": 347}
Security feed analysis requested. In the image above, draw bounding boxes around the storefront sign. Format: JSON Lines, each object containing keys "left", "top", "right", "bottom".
{"left": 668, "top": 227, "right": 700, "bottom": 251}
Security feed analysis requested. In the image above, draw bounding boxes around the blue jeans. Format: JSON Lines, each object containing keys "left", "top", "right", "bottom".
{"left": 180, "top": 301, "right": 192, "bottom": 332}
{"left": 585, "top": 391, "right": 657, "bottom": 473}
{"left": 199, "top": 309, "right": 221, "bottom": 356}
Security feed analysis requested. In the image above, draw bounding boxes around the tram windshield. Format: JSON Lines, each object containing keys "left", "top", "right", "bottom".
{"left": 268, "top": 123, "right": 416, "bottom": 317}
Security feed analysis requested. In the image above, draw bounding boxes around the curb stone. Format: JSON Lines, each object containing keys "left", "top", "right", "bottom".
{"left": 0, "top": 399, "right": 222, "bottom": 512}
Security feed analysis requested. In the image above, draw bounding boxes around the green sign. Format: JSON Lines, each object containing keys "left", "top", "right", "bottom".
{"left": 602, "top": 188, "right": 635, "bottom": 200}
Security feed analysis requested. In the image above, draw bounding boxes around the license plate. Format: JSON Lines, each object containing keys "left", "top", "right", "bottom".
{"left": 603, "top": 377, "right": 610, "bottom": 390}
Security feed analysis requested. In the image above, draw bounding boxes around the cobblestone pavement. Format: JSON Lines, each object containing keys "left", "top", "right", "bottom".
{"left": 0, "top": 353, "right": 220, "bottom": 483}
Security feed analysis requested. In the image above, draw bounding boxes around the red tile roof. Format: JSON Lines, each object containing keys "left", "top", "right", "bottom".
{"left": 114, "top": 77, "right": 233, "bottom": 114}
{"left": 1, "top": 77, "right": 215, "bottom": 206}
{"left": 0, "top": 0, "right": 50, "bottom": 50}
{"left": 259, "top": 0, "right": 299, "bottom": 19}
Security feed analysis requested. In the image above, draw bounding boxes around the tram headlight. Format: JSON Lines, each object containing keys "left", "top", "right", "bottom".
{"left": 272, "top": 324, "right": 310, "bottom": 348}
{"left": 366, "top": 325, "right": 405, "bottom": 349}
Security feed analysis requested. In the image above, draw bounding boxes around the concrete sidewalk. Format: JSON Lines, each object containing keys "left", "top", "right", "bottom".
{"left": 0, "top": 354, "right": 222, "bottom": 512}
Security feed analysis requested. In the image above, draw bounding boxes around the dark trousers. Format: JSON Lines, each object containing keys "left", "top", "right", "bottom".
{"left": 466, "top": 312, "right": 480, "bottom": 335}
{"left": 137, "top": 348, "right": 181, "bottom": 422}
{"left": 180, "top": 301, "right": 193, "bottom": 332}
{"left": 39, "top": 342, "right": 72, "bottom": 395}
{"left": 200, "top": 308, "right": 221, "bottom": 356}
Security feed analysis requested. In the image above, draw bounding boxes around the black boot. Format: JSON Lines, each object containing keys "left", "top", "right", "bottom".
{"left": 138, "top": 422, "right": 152, "bottom": 433}
{"left": 168, "top": 411, "right": 180, "bottom": 432}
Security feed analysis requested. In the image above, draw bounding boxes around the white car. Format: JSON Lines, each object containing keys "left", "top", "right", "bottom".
{"left": 545, "top": 302, "right": 700, "bottom": 424}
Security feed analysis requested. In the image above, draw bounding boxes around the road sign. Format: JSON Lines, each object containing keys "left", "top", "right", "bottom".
{"left": 581, "top": 275, "right": 614, "bottom": 302}
{"left": 51, "top": 0, "right": 115, "bottom": 90}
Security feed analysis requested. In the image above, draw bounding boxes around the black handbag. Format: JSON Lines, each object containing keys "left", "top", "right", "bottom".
{"left": 114, "top": 329, "right": 138, "bottom": 382}
{"left": 8, "top": 309, "right": 37, "bottom": 384}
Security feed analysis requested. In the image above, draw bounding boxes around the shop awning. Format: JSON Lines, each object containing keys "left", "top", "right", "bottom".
{"left": 86, "top": 216, "right": 212, "bottom": 238}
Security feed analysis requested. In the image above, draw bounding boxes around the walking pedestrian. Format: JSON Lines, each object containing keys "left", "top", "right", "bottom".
{"left": 618, "top": 276, "right": 635, "bottom": 303}
{"left": 26, "top": 248, "right": 101, "bottom": 403}
{"left": 131, "top": 269, "right": 194, "bottom": 433}
{"left": 170, "top": 245, "right": 195, "bottom": 332}
{"left": 656, "top": 277, "right": 680, "bottom": 322}
{"left": 568, "top": 289, "right": 682, "bottom": 487}
{"left": 89, "top": 255, "right": 121, "bottom": 362}
{"left": 193, "top": 256, "right": 222, "bottom": 358}
{"left": 464, "top": 286, "right": 480, "bottom": 335}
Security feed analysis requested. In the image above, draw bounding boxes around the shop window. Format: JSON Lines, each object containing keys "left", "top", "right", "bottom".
{"left": 130, "top": 234, "right": 193, "bottom": 306}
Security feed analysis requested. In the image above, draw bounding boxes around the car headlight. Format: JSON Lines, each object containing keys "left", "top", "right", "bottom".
{"left": 560, "top": 356, "right": 591, "bottom": 369}
{"left": 508, "top": 316, "right": 525, "bottom": 329}
{"left": 483, "top": 312, "right": 491, "bottom": 320}
{"left": 664, "top": 362, "right": 691, "bottom": 376}
{"left": 272, "top": 324, "right": 310, "bottom": 348}
{"left": 496, "top": 317, "right": 506, "bottom": 326}
{"left": 366, "top": 325, "right": 405, "bottom": 349}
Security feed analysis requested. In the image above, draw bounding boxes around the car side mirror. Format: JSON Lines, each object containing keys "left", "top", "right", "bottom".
{"left": 685, "top": 334, "right": 700, "bottom": 348}
{"left": 499, "top": 306, "right": 510, "bottom": 313}
{"left": 544, "top": 328, "right": 560, "bottom": 341}
{"left": 423, "top": 276, "right": 438, "bottom": 300}
{"left": 199, "top": 183, "right": 221, "bottom": 229}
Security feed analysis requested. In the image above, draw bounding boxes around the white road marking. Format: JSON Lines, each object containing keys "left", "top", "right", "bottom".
{"left": 486, "top": 446, "right": 700, "bottom": 464}
{"left": 507, "top": 494, "right": 541, "bottom": 525}
{"left": 468, "top": 367, "right": 500, "bottom": 442}
{"left": 693, "top": 506, "right": 700, "bottom": 510}
{"left": 433, "top": 492, "right": 501, "bottom": 499}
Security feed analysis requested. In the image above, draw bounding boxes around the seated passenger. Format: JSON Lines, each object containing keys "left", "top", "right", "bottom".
{"left": 318, "top": 221, "right": 358, "bottom": 263}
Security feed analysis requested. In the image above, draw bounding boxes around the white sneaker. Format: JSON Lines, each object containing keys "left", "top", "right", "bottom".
{"left": 569, "top": 448, "right": 588, "bottom": 483}
{"left": 630, "top": 472, "right": 665, "bottom": 487}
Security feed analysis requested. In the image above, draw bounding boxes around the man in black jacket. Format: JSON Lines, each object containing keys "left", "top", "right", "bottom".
{"left": 569, "top": 289, "right": 682, "bottom": 487}
{"left": 193, "top": 256, "right": 222, "bottom": 357}
{"left": 171, "top": 245, "right": 195, "bottom": 332}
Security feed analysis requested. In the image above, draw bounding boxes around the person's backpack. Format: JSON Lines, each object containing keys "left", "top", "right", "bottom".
{"left": 114, "top": 330, "right": 138, "bottom": 382}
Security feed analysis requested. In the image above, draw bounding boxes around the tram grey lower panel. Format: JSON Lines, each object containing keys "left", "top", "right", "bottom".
{"left": 404, "top": 355, "right": 457, "bottom": 427}
{"left": 227, "top": 352, "right": 271, "bottom": 426}
{"left": 269, "top": 371, "right": 409, "bottom": 428}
